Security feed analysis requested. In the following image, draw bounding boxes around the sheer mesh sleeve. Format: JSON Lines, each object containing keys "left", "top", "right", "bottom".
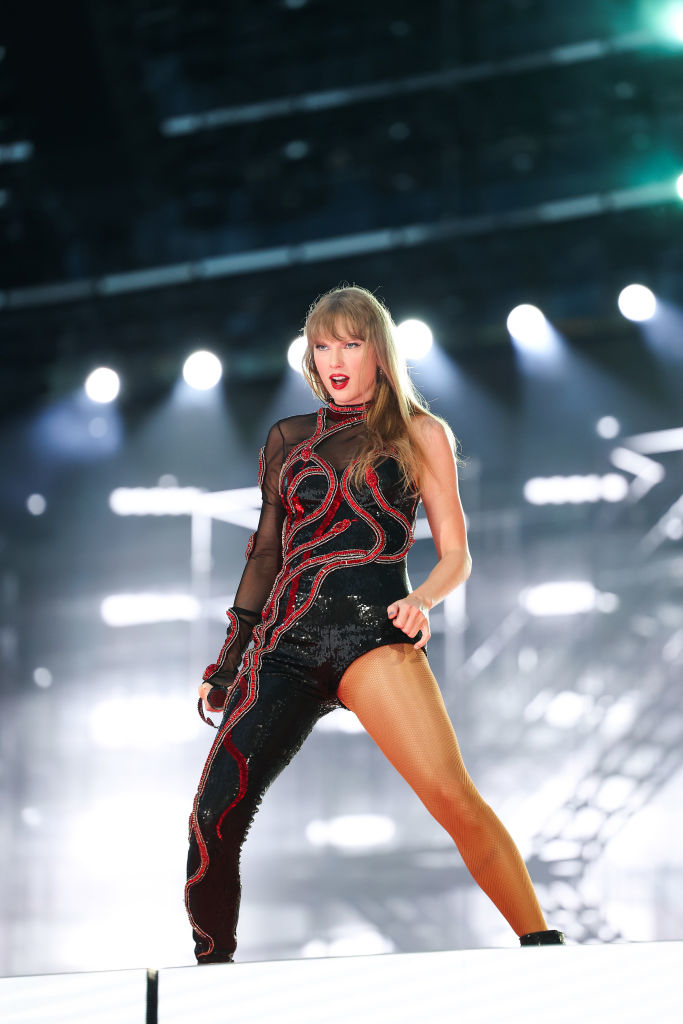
{"left": 201, "top": 421, "right": 286, "bottom": 710}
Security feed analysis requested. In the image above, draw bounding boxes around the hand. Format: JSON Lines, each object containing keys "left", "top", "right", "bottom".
{"left": 387, "top": 594, "right": 431, "bottom": 650}
{"left": 198, "top": 682, "right": 218, "bottom": 714}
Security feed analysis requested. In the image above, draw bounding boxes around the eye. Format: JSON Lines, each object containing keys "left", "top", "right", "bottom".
{"left": 314, "top": 343, "right": 328, "bottom": 351}
{"left": 345, "top": 342, "right": 360, "bottom": 349}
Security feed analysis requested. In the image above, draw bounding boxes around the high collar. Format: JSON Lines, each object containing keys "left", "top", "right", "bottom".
{"left": 325, "top": 399, "right": 369, "bottom": 418}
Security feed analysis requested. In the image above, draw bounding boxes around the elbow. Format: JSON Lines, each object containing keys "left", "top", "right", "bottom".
{"left": 453, "top": 547, "right": 472, "bottom": 583}
{"left": 442, "top": 546, "right": 472, "bottom": 584}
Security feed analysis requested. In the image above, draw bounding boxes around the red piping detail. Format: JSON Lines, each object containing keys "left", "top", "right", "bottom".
{"left": 216, "top": 731, "right": 249, "bottom": 840}
{"left": 202, "top": 608, "right": 240, "bottom": 683}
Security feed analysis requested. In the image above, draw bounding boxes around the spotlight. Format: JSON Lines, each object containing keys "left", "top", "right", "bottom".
{"left": 26, "top": 493, "right": 47, "bottom": 515}
{"left": 182, "top": 350, "right": 222, "bottom": 390}
{"left": 305, "top": 814, "right": 396, "bottom": 850}
{"left": 667, "top": 4, "right": 683, "bottom": 41}
{"left": 33, "top": 667, "right": 53, "bottom": 688}
{"left": 100, "top": 593, "right": 200, "bottom": 627}
{"left": 618, "top": 284, "right": 656, "bottom": 322}
{"left": 596, "top": 416, "right": 620, "bottom": 439}
{"left": 677, "top": 172, "right": 683, "bottom": 200}
{"left": 523, "top": 474, "right": 628, "bottom": 505}
{"left": 287, "top": 335, "right": 308, "bottom": 375}
{"left": 520, "top": 581, "right": 602, "bottom": 616}
{"left": 506, "top": 304, "right": 551, "bottom": 350}
{"left": 395, "top": 319, "right": 433, "bottom": 360}
{"left": 85, "top": 367, "right": 120, "bottom": 403}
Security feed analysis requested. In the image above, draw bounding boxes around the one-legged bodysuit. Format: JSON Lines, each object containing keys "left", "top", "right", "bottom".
{"left": 185, "top": 399, "right": 424, "bottom": 962}
{"left": 186, "top": 398, "right": 548, "bottom": 962}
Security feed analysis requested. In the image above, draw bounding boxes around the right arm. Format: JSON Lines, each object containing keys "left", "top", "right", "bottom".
{"left": 198, "top": 421, "right": 286, "bottom": 717}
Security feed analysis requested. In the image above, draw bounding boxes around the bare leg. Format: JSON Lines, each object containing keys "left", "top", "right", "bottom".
{"left": 337, "top": 643, "right": 547, "bottom": 936}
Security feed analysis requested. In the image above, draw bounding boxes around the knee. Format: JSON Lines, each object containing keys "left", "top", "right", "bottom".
{"left": 424, "top": 775, "right": 488, "bottom": 832}
{"left": 195, "top": 800, "right": 221, "bottom": 838}
{"left": 195, "top": 787, "right": 260, "bottom": 848}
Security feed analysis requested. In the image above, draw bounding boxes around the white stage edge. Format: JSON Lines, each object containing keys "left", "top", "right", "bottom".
{"left": 1, "top": 942, "right": 682, "bottom": 1023}
{"left": 159, "top": 941, "right": 683, "bottom": 1024}
{"left": 0, "top": 967, "right": 147, "bottom": 1024}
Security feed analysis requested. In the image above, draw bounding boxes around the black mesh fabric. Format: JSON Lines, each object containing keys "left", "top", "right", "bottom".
{"left": 202, "top": 409, "right": 373, "bottom": 702}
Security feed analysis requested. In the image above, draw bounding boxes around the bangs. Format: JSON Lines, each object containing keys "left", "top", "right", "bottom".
{"left": 305, "top": 298, "right": 369, "bottom": 346}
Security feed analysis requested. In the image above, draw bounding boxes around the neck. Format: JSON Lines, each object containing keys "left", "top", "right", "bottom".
{"left": 325, "top": 398, "right": 369, "bottom": 417}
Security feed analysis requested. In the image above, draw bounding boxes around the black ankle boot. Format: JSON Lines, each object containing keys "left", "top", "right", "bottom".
{"left": 519, "top": 929, "right": 565, "bottom": 946}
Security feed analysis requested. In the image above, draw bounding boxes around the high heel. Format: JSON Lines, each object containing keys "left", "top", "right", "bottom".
{"left": 519, "top": 929, "right": 565, "bottom": 946}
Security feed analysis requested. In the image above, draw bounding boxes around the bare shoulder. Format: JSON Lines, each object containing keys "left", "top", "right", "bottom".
{"left": 410, "top": 413, "right": 456, "bottom": 476}
{"left": 410, "top": 412, "right": 450, "bottom": 443}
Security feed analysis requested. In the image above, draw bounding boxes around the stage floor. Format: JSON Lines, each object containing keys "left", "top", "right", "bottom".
{"left": 1, "top": 941, "right": 682, "bottom": 1023}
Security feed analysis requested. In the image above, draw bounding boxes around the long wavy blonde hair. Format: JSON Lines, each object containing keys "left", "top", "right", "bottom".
{"left": 302, "top": 284, "right": 460, "bottom": 495}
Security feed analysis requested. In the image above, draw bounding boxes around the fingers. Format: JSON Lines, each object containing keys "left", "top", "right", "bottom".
{"left": 387, "top": 599, "right": 430, "bottom": 648}
{"left": 198, "top": 682, "right": 215, "bottom": 713}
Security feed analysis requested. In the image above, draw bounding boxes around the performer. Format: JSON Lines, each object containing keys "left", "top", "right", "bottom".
{"left": 185, "top": 285, "right": 564, "bottom": 962}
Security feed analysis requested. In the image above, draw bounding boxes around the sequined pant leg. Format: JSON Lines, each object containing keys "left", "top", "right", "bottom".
{"left": 185, "top": 655, "right": 335, "bottom": 963}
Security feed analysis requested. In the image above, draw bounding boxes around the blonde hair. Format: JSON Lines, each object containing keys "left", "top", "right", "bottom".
{"left": 302, "top": 284, "right": 461, "bottom": 495}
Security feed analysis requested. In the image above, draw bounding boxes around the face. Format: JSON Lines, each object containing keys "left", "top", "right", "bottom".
{"left": 312, "top": 327, "right": 378, "bottom": 406}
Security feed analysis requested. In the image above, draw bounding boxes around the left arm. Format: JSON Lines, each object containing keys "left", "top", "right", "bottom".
{"left": 387, "top": 415, "right": 471, "bottom": 650}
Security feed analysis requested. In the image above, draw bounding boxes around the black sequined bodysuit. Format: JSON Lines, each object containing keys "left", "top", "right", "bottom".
{"left": 200, "top": 399, "right": 422, "bottom": 710}
{"left": 186, "top": 400, "right": 424, "bottom": 962}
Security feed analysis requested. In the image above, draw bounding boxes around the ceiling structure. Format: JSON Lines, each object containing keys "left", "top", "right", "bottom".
{"left": 1, "top": 0, "right": 682, "bottom": 415}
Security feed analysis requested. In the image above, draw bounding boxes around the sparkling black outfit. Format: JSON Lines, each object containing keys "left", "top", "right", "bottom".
{"left": 185, "top": 400, "right": 424, "bottom": 962}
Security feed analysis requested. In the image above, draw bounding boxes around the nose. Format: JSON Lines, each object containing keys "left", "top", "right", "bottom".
{"left": 330, "top": 347, "right": 344, "bottom": 368}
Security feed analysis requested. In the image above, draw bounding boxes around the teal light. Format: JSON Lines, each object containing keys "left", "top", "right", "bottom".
{"left": 666, "top": 3, "right": 683, "bottom": 41}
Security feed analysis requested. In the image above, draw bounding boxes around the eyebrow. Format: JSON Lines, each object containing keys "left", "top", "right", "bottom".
{"left": 318, "top": 335, "right": 364, "bottom": 342}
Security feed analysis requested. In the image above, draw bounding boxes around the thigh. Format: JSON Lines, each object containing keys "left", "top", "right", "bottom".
{"left": 337, "top": 643, "right": 477, "bottom": 800}
{"left": 197, "top": 655, "right": 333, "bottom": 833}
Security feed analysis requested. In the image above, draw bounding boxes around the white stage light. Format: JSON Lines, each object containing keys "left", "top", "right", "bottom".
{"left": 678, "top": 172, "right": 683, "bottom": 199}
{"left": 26, "top": 493, "right": 46, "bottom": 515}
{"left": 544, "top": 691, "right": 594, "bottom": 729}
{"left": 100, "top": 592, "right": 200, "bottom": 627}
{"left": 85, "top": 367, "right": 120, "bottom": 403}
{"left": 33, "top": 667, "right": 53, "bottom": 688}
{"left": 109, "top": 486, "right": 201, "bottom": 515}
{"left": 395, "top": 319, "right": 433, "bottom": 360}
{"left": 597, "top": 416, "right": 620, "bottom": 439}
{"left": 306, "top": 814, "right": 396, "bottom": 850}
{"left": 523, "top": 474, "right": 628, "bottom": 505}
{"left": 506, "top": 304, "right": 552, "bottom": 349}
{"left": 601, "top": 474, "right": 629, "bottom": 502}
{"left": 287, "top": 335, "right": 308, "bottom": 374}
{"left": 618, "top": 284, "right": 657, "bottom": 322}
{"left": 520, "top": 581, "right": 600, "bottom": 616}
{"left": 183, "top": 350, "right": 222, "bottom": 390}
{"left": 90, "top": 695, "right": 200, "bottom": 749}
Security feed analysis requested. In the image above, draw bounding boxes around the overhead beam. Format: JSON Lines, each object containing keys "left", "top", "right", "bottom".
{"left": 0, "top": 176, "right": 678, "bottom": 312}
{"left": 160, "top": 30, "right": 673, "bottom": 136}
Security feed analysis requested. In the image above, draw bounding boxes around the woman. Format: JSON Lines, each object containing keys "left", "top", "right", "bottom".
{"left": 185, "top": 284, "right": 564, "bottom": 963}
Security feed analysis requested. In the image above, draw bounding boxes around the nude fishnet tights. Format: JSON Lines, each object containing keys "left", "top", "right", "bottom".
{"left": 337, "top": 643, "right": 547, "bottom": 936}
